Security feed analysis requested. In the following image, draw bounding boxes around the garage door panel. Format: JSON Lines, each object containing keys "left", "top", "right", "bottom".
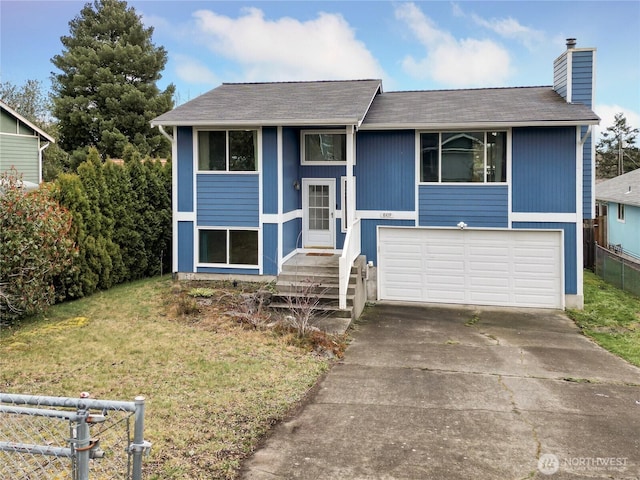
{"left": 378, "top": 227, "right": 563, "bottom": 309}
{"left": 468, "top": 261, "right": 509, "bottom": 273}
{"left": 469, "top": 276, "right": 510, "bottom": 288}
{"left": 429, "top": 260, "right": 465, "bottom": 271}
{"left": 426, "top": 275, "right": 465, "bottom": 287}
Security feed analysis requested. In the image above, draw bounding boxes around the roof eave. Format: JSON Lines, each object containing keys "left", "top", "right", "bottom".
{"left": 595, "top": 196, "right": 640, "bottom": 208}
{"left": 359, "top": 119, "right": 600, "bottom": 130}
{"left": 151, "top": 118, "right": 360, "bottom": 128}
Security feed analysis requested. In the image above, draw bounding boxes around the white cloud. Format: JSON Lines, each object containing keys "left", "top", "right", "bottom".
{"left": 189, "top": 7, "right": 385, "bottom": 82}
{"left": 173, "top": 54, "right": 219, "bottom": 86}
{"left": 395, "top": 2, "right": 512, "bottom": 87}
{"left": 595, "top": 104, "right": 640, "bottom": 145}
{"left": 471, "top": 14, "right": 545, "bottom": 51}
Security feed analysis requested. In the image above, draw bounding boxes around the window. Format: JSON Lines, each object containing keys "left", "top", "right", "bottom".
{"left": 198, "top": 130, "right": 257, "bottom": 171}
{"left": 302, "top": 131, "right": 346, "bottom": 164}
{"left": 617, "top": 203, "right": 625, "bottom": 222}
{"left": 420, "top": 131, "right": 507, "bottom": 183}
{"left": 199, "top": 229, "right": 259, "bottom": 266}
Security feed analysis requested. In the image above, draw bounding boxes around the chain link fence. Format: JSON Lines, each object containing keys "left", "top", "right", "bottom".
{"left": 595, "top": 244, "right": 640, "bottom": 297}
{"left": 0, "top": 393, "right": 151, "bottom": 480}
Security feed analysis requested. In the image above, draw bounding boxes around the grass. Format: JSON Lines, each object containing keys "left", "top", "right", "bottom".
{"left": 567, "top": 270, "right": 640, "bottom": 367}
{"left": 0, "top": 277, "right": 330, "bottom": 479}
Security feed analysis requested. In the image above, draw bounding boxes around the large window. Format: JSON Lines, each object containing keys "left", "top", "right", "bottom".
{"left": 302, "top": 131, "right": 346, "bottom": 164}
{"left": 198, "top": 130, "right": 257, "bottom": 171}
{"left": 420, "top": 131, "right": 507, "bottom": 183}
{"left": 199, "top": 229, "right": 259, "bottom": 266}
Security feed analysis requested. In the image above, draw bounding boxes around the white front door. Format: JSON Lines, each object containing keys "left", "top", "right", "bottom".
{"left": 302, "top": 179, "right": 335, "bottom": 248}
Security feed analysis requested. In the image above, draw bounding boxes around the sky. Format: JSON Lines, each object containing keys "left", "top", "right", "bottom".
{"left": 1, "top": 0, "right": 639, "bottom": 138}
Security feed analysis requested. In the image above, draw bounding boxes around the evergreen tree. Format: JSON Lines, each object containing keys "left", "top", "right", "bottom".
{"left": 596, "top": 113, "right": 640, "bottom": 178}
{"left": 76, "top": 148, "right": 122, "bottom": 289}
{"left": 125, "top": 156, "right": 150, "bottom": 277}
{"left": 51, "top": 173, "right": 97, "bottom": 298}
{"left": 104, "top": 158, "right": 142, "bottom": 281}
{"left": 51, "top": 0, "right": 174, "bottom": 160}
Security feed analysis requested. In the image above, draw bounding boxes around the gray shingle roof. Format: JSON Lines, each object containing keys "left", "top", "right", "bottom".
{"left": 360, "top": 86, "right": 600, "bottom": 128}
{"left": 596, "top": 169, "right": 640, "bottom": 207}
{"left": 152, "top": 80, "right": 382, "bottom": 126}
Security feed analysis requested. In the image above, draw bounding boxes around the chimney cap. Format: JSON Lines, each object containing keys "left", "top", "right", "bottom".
{"left": 566, "top": 38, "right": 577, "bottom": 49}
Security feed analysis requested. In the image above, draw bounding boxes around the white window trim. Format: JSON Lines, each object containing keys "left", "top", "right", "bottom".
{"left": 301, "top": 129, "right": 349, "bottom": 166}
{"left": 196, "top": 226, "right": 260, "bottom": 269}
{"left": 617, "top": 203, "right": 625, "bottom": 223}
{"left": 417, "top": 130, "right": 510, "bottom": 185}
{"left": 194, "top": 128, "right": 261, "bottom": 174}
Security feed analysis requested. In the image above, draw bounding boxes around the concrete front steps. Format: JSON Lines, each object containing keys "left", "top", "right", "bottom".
{"left": 269, "top": 253, "right": 359, "bottom": 334}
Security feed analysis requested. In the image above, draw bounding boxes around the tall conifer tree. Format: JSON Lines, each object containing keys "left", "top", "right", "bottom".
{"left": 51, "top": 0, "right": 174, "bottom": 159}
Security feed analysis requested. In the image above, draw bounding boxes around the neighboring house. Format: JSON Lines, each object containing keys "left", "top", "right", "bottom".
{"left": 596, "top": 168, "right": 640, "bottom": 259}
{"left": 152, "top": 39, "right": 598, "bottom": 310}
{"left": 0, "top": 99, "right": 54, "bottom": 187}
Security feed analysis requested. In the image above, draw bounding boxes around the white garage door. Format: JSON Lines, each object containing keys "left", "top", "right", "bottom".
{"left": 378, "top": 227, "right": 564, "bottom": 309}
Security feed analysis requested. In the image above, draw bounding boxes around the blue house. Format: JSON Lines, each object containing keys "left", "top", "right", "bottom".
{"left": 596, "top": 168, "right": 640, "bottom": 259}
{"left": 152, "top": 39, "right": 598, "bottom": 312}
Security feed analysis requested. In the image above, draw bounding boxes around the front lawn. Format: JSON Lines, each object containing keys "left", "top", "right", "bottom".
{"left": 568, "top": 270, "right": 640, "bottom": 367}
{"left": 0, "top": 277, "right": 330, "bottom": 479}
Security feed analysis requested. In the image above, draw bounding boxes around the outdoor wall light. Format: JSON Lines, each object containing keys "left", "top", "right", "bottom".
{"left": 457, "top": 221, "right": 467, "bottom": 230}
{"left": 293, "top": 180, "right": 301, "bottom": 191}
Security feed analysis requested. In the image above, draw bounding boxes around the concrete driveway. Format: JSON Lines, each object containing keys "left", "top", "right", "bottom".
{"left": 241, "top": 304, "right": 640, "bottom": 479}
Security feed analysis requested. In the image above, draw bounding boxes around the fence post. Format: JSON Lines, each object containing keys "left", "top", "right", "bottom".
{"left": 75, "top": 407, "right": 90, "bottom": 480}
{"left": 131, "top": 396, "right": 146, "bottom": 480}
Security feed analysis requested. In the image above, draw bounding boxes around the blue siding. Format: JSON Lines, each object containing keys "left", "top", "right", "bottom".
{"left": 283, "top": 217, "right": 302, "bottom": 257}
{"left": 512, "top": 127, "right": 576, "bottom": 213}
{"left": 282, "top": 127, "right": 301, "bottom": 212}
{"left": 262, "top": 127, "right": 278, "bottom": 215}
{"left": 553, "top": 54, "right": 568, "bottom": 100}
{"left": 355, "top": 130, "right": 415, "bottom": 210}
{"left": 197, "top": 267, "right": 260, "bottom": 275}
{"left": 419, "top": 185, "right": 508, "bottom": 227}
{"left": 177, "top": 127, "right": 193, "bottom": 212}
{"left": 608, "top": 203, "right": 640, "bottom": 258}
{"left": 571, "top": 50, "right": 593, "bottom": 107}
{"left": 361, "top": 219, "right": 415, "bottom": 265}
{"left": 197, "top": 174, "right": 259, "bottom": 226}
{"left": 177, "top": 221, "right": 194, "bottom": 272}
{"left": 513, "top": 222, "right": 577, "bottom": 295}
{"left": 263, "top": 223, "right": 278, "bottom": 275}
{"left": 299, "top": 164, "right": 345, "bottom": 205}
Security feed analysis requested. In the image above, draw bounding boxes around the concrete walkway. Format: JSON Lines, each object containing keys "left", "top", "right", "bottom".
{"left": 241, "top": 304, "right": 640, "bottom": 479}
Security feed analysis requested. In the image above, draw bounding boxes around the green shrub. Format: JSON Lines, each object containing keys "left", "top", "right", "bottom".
{"left": 0, "top": 170, "right": 76, "bottom": 323}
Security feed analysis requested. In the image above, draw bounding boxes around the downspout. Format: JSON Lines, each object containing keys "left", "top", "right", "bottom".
{"left": 38, "top": 142, "right": 50, "bottom": 184}
{"left": 157, "top": 125, "right": 174, "bottom": 144}
{"left": 580, "top": 125, "right": 592, "bottom": 146}
{"left": 155, "top": 124, "right": 178, "bottom": 274}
